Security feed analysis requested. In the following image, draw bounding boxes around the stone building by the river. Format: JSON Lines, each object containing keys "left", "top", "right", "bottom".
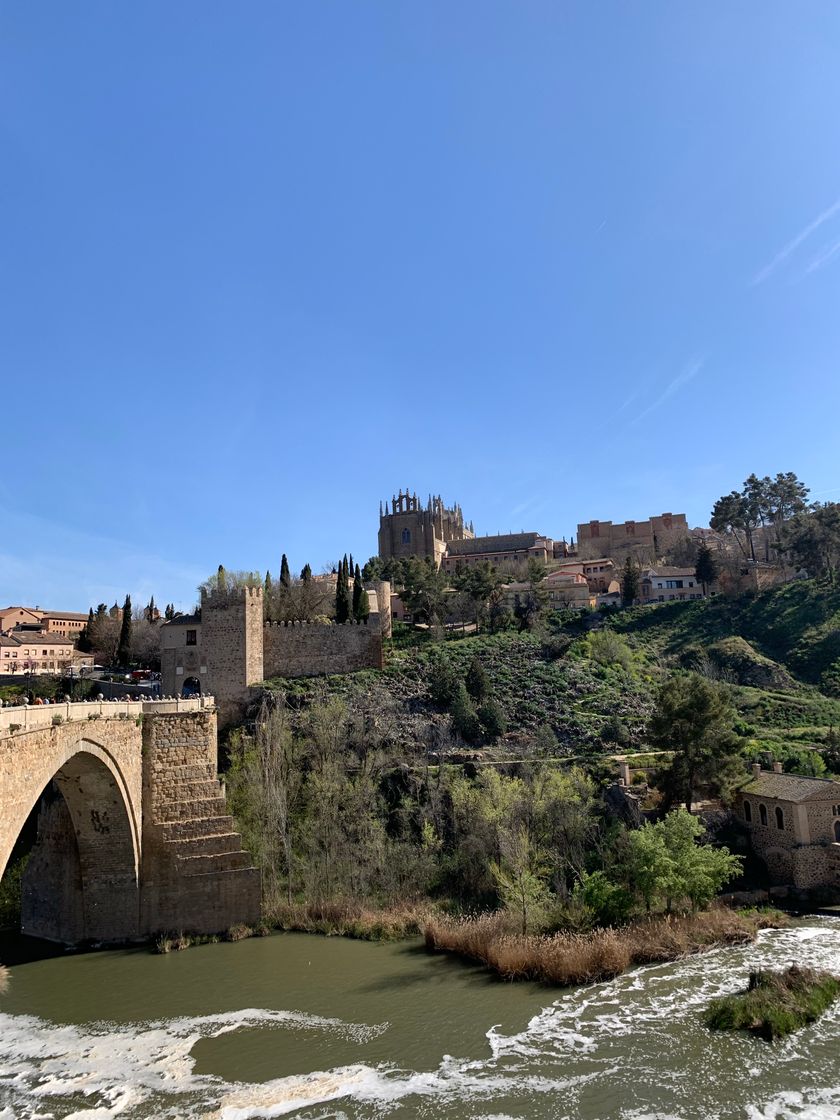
{"left": 734, "top": 763, "right": 840, "bottom": 889}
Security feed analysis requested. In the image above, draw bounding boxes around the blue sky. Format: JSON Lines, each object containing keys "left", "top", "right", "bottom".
{"left": 2, "top": 3, "right": 840, "bottom": 611}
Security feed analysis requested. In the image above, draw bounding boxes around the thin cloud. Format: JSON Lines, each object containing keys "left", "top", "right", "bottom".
{"left": 753, "top": 196, "right": 840, "bottom": 285}
{"left": 804, "top": 236, "right": 840, "bottom": 276}
{"left": 630, "top": 358, "right": 705, "bottom": 425}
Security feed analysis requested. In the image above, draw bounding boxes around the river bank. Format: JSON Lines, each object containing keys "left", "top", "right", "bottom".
{"left": 424, "top": 906, "right": 789, "bottom": 984}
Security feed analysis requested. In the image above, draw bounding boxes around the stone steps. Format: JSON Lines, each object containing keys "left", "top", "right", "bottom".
{"left": 156, "top": 796, "right": 230, "bottom": 823}
{"left": 166, "top": 832, "right": 244, "bottom": 857}
{"left": 160, "top": 815, "right": 237, "bottom": 841}
{"left": 176, "top": 849, "right": 254, "bottom": 876}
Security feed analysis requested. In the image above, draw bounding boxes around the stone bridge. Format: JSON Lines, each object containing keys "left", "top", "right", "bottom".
{"left": 0, "top": 697, "right": 259, "bottom": 943}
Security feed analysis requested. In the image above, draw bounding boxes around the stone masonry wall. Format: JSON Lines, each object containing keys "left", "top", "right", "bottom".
{"left": 200, "top": 587, "right": 264, "bottom": 717}
{"left": 140, "top": 709, "right": 260, "bottom": 935}
{"left": 263, "top": 619, "right": 383, "bottom": 679}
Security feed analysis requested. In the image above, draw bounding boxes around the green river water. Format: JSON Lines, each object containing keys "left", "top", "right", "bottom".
{"left": 2, "top": 920, "right": 840, "bottom": 1119}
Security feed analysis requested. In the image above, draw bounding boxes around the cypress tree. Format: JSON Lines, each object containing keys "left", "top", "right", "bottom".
{"left": 145, "top": 595, "right": 156, "bottom": 622}
{"left": 280, "top": 554, "right": 291, "bottom": 588}
{"left": 77, "top": 608, "right": 95, "bottom": 653}
{"left": 217, "top": 565, "right": 227, "bottom": 594}
{"left": 695, "top": 542, "right": 718, "bottom": 597}
{"left": 353, "top": 563, "right": 369, "bottom": 621}
{"left": 336, "top": 556, "right": 351, "bottom": 623}
{"left": 264, "top": 571, "right": 273, "bottom": 620}
{"left": 117, "top": 594, "right": 133, "bottom": 667}
{"left": 164, "top": 603, "right": 175, "bottom": 621}
{"left": 301, "top": 563, "right": 312, "bottom": 583}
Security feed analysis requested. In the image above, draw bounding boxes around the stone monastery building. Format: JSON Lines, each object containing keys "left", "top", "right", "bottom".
{"left": 735, "top": 763, "right": 840, "bottom": 889}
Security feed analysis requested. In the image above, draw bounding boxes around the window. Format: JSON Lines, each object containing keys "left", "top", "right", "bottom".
{"left": 775, "top": 806, "right": 784, "bottom": 830}
{"left": 835, "top": 820, "right": 840, "bottom": 843}
{"left": 744, "top": 800, "right": 752, "bottom": 822}
{"left": 759, "top": 803, "right": 768, "bottom": 826}
{"left": 186, "top": 630, "right": 197, "bottom": 646}
{"left": 665, "top": 580, "right": 684, "bottom": 589}
{"left": 401, "top": 528, "right": 411, "bottom": 544}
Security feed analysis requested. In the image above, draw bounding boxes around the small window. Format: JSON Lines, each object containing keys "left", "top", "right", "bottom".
{"left": 759, "top": 803, "right": 768, "bottom": 826}
{"left": 775, "top": 806, "right": 784, "bottom": 830}
{"left": 401, "top": 528, "right": 411, "bottom": 544}
{"left": 744, "top": 800, "right": 752, "bottom": 822}
{"left": 186, "top": 629, "right": 197, "bottom": 646}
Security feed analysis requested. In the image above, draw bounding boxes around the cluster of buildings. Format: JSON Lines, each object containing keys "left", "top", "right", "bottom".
{"left": 0, "top": 606, "right": 94, "bottom": 678}
{"left": 378, "top": 491, "right": 706, "bottom": 612}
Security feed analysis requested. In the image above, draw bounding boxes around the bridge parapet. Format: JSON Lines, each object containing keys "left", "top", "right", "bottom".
{"left": 0, "top": 695, "right": 216, "bottom": 737}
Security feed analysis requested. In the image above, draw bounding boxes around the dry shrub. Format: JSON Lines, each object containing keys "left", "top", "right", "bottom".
{"left": 422, "top": 907, "right": 787, "bottom": 988}
{"left": 268, "top": 899, "right": 432, "bottom": 941}
{"left": 0, "top": 964, "right": 8, "bottom": 995}
{"left": 225, "top": 923, "right": 253, "bottom": 942}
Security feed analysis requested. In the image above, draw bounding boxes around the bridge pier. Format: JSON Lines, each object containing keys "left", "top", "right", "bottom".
{"left": 0, "top": 698, "right": 259, "bottom": 944}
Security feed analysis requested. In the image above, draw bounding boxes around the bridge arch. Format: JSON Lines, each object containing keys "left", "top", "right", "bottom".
{"left": 1, "top": 733, "right": 141, "bottom": 942}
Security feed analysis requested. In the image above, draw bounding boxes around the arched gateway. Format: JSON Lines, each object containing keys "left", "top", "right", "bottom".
{"left": 0, "top": 699, "right": 259, "bottom": 943}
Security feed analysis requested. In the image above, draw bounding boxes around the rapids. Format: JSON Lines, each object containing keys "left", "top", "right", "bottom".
{"left": 1, "top": 921, "right": 839, "bottom": 1119}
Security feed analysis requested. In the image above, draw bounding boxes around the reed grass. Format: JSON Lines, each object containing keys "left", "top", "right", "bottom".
{"left": 423, "top": 907, "right": 788, "bottom": 986}
{"left": 0, "top": 964, "right": 8, "bottom": 995}
{"left": 263, "top": 899, "right": 433, "bottom": 941}
{"left": 705, "top": 965, "right": 840, "bottom": 1040}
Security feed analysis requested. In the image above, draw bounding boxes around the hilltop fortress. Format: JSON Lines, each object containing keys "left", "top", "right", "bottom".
{"left": 161, "top": 582, "right": 391, "bottom": 720}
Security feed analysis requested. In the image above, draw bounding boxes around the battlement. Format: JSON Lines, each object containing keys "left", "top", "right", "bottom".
{"left": 200, "top": 585, "right": 263, "bottom": 608}
{"left": 263, "top": 618, "right": 376, "bottom": 629}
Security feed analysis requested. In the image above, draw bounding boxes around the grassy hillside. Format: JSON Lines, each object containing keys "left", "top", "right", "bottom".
{"left": 260, "top": 579, "right": 840, "bottom": 757}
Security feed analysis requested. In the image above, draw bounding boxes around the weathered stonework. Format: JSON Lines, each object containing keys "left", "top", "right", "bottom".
{"left": 735, "top": 764, "right": 840, "bottom": 891}
{"left": 161, "top": 582, "right": 392, "bottom": 717}
{"left": 0, "top": 699, "right": 258, "bottom": 943}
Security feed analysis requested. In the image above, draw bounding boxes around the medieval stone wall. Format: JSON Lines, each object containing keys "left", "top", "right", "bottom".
{"left": 263, "top": 619, "right": 383, "bottom": 679}
{"left": 200, "top": 587, "right": 264, "bottom": 713}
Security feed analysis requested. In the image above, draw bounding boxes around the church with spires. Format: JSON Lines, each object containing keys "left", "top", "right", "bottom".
{"left": 378, "top": 491, "right": 474, "bottom": 567}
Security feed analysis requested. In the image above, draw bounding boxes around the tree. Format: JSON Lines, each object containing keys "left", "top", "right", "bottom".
{"left": 648, "top": 674, "right": 743, "bottom": 812}
{"left": 164, "top": 603, "right": 175, "bottom": 621}
{"left": 478, "top": 698, "right": 507, "bottom": 741}
{"left": 491, "top": 827, "right": 551, "bottom": 934}
{"left": 280, "top": 554, "right": 291, "bottom": 589}
{"left": 695, "top": 542, "right": 718, "bottom": 596}
{"left": 451, "top": 681, "right": 481, "bottom": 743}
{"left": 217, "top": 564, "right": 227, "bottom": 594}
{"left": 465, "top": 656, "right": 489, "bottom": 703}
{"left": 621, "top": 556, "right": 640, "bottom": 606}
{"left": 301, "top": 563, "right": 312, "bottom": 583}
{"left": 335, "top": 555, "right": 351, "bottom": 623}
{"left": 785, "top": 503, "right": 840, "bottom": 581}
{"left": 625, "top": 811, "right": 741, "bottom": 913}
{"left": 353, "top": 563, "right": 370, "bottom": 621}
{"left": 116, "top": 594, "right": 133, "bottom": 667}
{"left": 77, "top": 609, "right": 95, "bottom": 653}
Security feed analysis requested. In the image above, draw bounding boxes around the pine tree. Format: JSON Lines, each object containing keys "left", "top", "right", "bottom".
{"left": 465, "top": 656, "right": 489, "bottom": 703}
{"left": 117, "top": 594, "right": 133, "bottom": 667}
{"left": 280, "top": 554, "right": 291, "bottom": 588}
{"left": 353, "top": 563, "right": 369, "bottom": 621}
{"left": 335, "top": 556, "right": 351, "bottom": 623}
{"left": 695, "top": 542, "right": 718, "bottom": 597}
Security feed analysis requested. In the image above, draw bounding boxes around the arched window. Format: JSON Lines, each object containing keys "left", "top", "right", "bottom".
{"left": 775, "top": 806, "right": 784, "bottom": 830}
{"left": 759, "top": 803, "right": 768, "bottom": 826}
{"left": 401, "top": 528, "right": 411, "bottom": 545}
{"left": 743, "top": 800, "right": 752, "bottom": 822}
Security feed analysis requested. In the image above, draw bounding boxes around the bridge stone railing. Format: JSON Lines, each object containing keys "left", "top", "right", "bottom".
{"left": 0, "top": 695, "right": 215, "bottom": 737}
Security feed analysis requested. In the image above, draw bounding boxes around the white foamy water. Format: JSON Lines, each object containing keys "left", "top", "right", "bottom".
{"left": 2, "top": 923, "right": 840, "bottom": 1120}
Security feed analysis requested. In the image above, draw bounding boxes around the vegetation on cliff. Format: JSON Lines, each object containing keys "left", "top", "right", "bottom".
{"left": 704, "top": 965, "right": 840, "bottom": 1040}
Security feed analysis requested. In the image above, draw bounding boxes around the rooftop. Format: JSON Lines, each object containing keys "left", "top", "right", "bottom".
{"left": 740, "top": 769, "right": 840, "bottom": 803}
{"left": 446, "top": 532, "right": 546, "bottom": 556}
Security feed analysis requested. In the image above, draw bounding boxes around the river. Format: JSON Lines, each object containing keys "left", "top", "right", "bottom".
{"left": 1, "top": 920, "right": 840, "bottom": 1120}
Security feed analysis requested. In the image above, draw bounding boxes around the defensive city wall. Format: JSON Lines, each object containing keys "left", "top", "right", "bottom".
{"left": 161, "top": 582, "right": 392, "bottom": 719}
